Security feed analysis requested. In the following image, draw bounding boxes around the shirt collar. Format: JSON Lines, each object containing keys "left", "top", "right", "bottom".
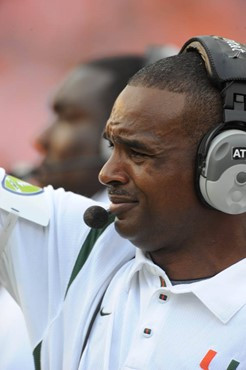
{"left": 189, "top": 258, "right": 246, "bottom": 323}
{"left": 127, "top": 250, "right": 246, "bottom": 324}
{"left": 126, "top": 249, "right": 168, "bottom": 289}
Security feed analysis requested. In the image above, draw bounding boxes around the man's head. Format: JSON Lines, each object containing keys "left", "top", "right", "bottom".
{"left": 35, "top": 55, "right": 143, "bottom": 196}
{"left": 129, "top": 51, "right": 223, "bottom": 147}
{"left": 99, "top": 51, "right": 225, "bottom": 252}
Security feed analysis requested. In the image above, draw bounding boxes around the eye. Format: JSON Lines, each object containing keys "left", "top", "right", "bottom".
{"left": 129, "top": 148, "right": 148, "bottom": 160}
{"left": 130, "top": 148, "right": 143, "bottom": 156}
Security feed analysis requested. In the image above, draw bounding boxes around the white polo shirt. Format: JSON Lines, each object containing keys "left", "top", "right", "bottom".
{"left": 0, "top": 287, "right": 34, "bottom": 370}
{"left": 0, "top": 168, "right": 245, "bottom": 369}
{"left": 80, "top": 250, "right": 246, "bottom": 369}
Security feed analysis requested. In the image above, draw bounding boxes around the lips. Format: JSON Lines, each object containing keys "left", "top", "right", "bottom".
{"left": 109, "top": 195, "right": 138, "bottom": 216}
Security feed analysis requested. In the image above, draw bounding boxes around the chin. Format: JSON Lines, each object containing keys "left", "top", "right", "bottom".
{"left": 115, "top": 219, "right": 158, "bottom": 252}
{"left": 114, "top": 218, "right": 145, "bottom": 247}
{"left": 114, "top": 218, "right": 136, "bottom": 239}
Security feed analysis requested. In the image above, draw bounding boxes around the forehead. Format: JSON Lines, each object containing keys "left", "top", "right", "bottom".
{"left": 105, "top": 85, "right": 186, "bottom": 140}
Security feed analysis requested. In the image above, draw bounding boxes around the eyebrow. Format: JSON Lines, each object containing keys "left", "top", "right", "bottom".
{"left": 102, "top": 132, "right": 151, "bottom": 152}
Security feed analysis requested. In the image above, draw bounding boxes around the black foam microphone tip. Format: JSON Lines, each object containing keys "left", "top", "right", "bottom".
{"left": 83, "top": 205, "right": 109, "bottom": 229}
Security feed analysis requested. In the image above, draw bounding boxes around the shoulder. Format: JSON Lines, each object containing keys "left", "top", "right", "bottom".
{"left": 0, "top": 168, "right": 98, "bottom": 229}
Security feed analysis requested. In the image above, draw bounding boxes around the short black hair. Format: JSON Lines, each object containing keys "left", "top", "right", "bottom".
{"left": 129, "top": 51, "right": 223, "bottom": 146}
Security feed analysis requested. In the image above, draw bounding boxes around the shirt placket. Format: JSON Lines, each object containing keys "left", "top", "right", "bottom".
{"left": 122, "top": 274, "right": 172, "bottom": 369}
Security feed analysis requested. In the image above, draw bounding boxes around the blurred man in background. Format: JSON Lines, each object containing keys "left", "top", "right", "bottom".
{"left": 33, "top": 56, "right": 144, "bottom": 201}
{"left": 28, "top": 46, "right": 178, "bottom": 201}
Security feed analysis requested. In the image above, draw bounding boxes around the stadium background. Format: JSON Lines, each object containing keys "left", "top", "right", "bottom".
{"left": 0, "top": 0, "right": 245, "bottom": 170}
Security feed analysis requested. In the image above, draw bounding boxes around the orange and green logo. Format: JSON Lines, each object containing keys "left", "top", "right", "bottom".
{"left": 200, "top": 349, "right": 240, "bottom": 369}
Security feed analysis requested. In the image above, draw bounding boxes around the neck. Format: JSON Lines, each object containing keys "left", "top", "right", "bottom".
{"left": 149, "top": 215, "right": 246, "bottom": 280}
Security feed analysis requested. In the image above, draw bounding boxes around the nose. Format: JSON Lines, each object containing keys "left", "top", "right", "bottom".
{"left": 99, "top": 153, "right": 129, "bottom": 187}
{"left": 34, "top": 125, "right": 53, "bottom": 154}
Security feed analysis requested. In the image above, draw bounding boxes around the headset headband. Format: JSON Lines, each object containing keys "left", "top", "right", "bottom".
{"left": 180, "top": 36, "right": 246, "bottom": 124}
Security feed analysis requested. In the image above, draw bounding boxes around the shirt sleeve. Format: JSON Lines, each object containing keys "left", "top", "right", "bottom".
{"left": 0, "top": 168, "right": 98, "bottom": 349}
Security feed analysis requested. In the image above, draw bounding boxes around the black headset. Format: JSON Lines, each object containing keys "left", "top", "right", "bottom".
{"left": 180, "top": 36, "right": 246, "bottom": 214}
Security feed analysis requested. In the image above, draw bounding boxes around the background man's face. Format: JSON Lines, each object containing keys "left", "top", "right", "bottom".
{"left": 99, "top": 85, "right": 203, "bottom": 252}
{"left": 35, "top": 66, "right": 114, "bottom": 196}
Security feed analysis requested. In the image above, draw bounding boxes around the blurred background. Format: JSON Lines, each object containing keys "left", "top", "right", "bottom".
{"left": 0, "top": 0, "right": 246, "bottom": 171}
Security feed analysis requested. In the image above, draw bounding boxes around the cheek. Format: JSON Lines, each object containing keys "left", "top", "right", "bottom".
{"left": 48, "top": 127, "right": 73, "bottom": 155}
{"left": 142, "top": 166, "right": 195, "bottom": 211}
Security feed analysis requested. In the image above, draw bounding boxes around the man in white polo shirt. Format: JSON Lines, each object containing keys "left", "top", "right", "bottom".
{"left": 0, "top": 35, "right": 246, "bottom": 369}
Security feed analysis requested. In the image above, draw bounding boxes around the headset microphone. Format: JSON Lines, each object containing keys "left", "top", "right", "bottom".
{"left": 83, "top": 205, "right": 111, "bottom": 229}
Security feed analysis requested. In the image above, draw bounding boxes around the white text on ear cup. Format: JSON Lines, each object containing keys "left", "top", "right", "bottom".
{"left": 199, "top": 129, "right": 246, "bottom": 214}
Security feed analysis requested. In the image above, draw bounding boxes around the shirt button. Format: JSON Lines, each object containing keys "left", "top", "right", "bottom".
{"left": 158, "top": 293, "right": 168, "bottom": 303}
{"left": 143, "top": 328, "right": 153, "bottom": 337}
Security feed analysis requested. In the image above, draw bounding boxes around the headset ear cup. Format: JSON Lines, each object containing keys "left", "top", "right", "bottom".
{"left": 198, "top": 129, "right": 246, "bottom": 214}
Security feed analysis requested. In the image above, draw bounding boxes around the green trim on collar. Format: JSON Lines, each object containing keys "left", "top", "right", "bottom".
{"left": 33, "top": 342, "right": 41, "bottom": 370}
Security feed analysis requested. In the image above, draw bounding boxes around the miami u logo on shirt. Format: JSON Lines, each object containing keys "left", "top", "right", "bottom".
{"left": 200, "top": 349, "right": 240, "bottom": 369}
